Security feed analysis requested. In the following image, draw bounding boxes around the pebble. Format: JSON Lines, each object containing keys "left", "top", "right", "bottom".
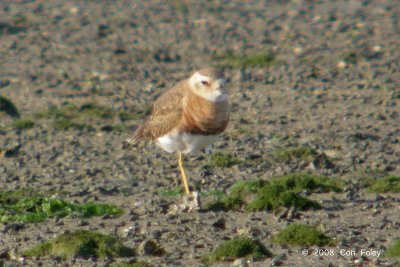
{"left": 212, "top": 218, "right": 226, "bottom": 230}
{"left": 271, "top": 254, "right": 286, "bottom": 266}
{"left": 0, "top": 248, "right": 11, "bottom": 260}
{"left": 138, "top": 240, "right": 164, "bottom": 256}
{"left": 232, "top": 258, "right": 248, "bottom": 267}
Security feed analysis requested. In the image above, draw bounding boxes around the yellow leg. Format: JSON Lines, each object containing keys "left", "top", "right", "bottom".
{"left": 178, "top": 151, "right": 190, "bottom": 195}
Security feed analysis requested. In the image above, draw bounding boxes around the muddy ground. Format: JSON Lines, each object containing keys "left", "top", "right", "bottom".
{"left": 0, "top": 0, "right": 399, "bottom": 266}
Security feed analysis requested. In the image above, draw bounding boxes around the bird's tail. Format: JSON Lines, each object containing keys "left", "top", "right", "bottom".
{"left": 121, "top": 137, "right": 138, "bottom": 149}
{"left": 121, "top": 125, "right": 145, "bottom": 149}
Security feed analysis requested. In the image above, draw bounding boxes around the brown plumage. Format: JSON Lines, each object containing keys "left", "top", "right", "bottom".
{"left": 130, "top": 82, "right": 186, "bottom": 143}
{"left": 127, "top": 67, "right": 229, "bottom": 148}
{"left": 180, "top": 95, "right": 229, "bottom": 135}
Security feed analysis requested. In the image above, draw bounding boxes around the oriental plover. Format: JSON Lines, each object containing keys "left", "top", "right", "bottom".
{"left": 124, "top": 67, "right": 230, "bottom": 211}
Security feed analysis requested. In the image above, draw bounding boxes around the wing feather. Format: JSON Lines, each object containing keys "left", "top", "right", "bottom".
{"left": 126, "top": 82, "right": 187, "bottom": 146}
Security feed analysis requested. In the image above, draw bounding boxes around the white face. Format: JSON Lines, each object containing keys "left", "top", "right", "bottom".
{"left": 188, "top": 72, "right": 228, "bottom": 102}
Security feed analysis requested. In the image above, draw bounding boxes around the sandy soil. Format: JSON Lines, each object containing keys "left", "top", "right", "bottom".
{"left": 0, "top": 0, "right": 399, "bottom": 266}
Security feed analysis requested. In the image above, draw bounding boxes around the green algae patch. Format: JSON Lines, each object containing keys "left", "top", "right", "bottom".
{"left": 118, "top": 111, "right": 139, "bottom": 122}
{"left": 157, "top": 186, "right": 183, "bottom": 197}
{"left": 270, "top": 172, "right": 342, "bottom": 193}
{"left": 245, "top": 185, "right": 320, "bottom": 212}
{"left": 273, "top": 224, "right": 334, "bottom": 247}
{"left": 207, "top": 179, "right": 267, "bottom": 210}
{"left": 23, "top": 230, "right": 135, "bottom": 260}
{"left": 271, "top": 146, "right": 318, "bottom": 162}
{"left": 384, "top": 240, "right": 400, "bottom": 259}
{"left": 0, "top": 189, "right": 123, "bottom": 223}
{"left": 53, "top": 117, "right": 94, "bottom": 131}
{"left": 360, "top": 175, "right": 400, "bottom": 193}
{"left": 34, "top": 101, "right": 126, "bottom": 132}
{"left": 202, "top": 237, "right": 272, "bottom": 264}
{"left": 209, "top": 152, "right": 240, "bottom": 168}
{"left": 207, "top": 173, "right": 342, "bottom": 212}
{"left": 11, "top": 118, "right": 35, "bottom": 130}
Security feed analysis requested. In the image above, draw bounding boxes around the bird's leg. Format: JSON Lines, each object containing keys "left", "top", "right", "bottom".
{"left": 178, "top": 151, "right": 190, "bottom": 195}
{"left": 167, "top": 151, "right": 201, "bottom": 213}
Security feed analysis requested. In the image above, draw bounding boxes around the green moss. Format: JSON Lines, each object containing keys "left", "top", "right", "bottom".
{"left": 11, "top": 118, "right": 35, "bottom": 130}
{"left": 206, "top": 180, "right": 265, "bottom": 211}
{"left": 361, "top": 176, "right": 400, "bottom": 193}
{"left": 229, "top": 179, "right": 267, "bottom": 195}
{"left": 24, "top": 242, "right": 52, "bottom": 257}
{"left": 111, "top": 124, "right": 126, "bottom": 132}
{"left": 51, "top": 102, "right": 114, "bottom": 120}
{"left": 271, "top": 173, "right": 342, "bottom": 193}
{"left": 23, "top": 230, "right": 135, "bottom": 260}
{"left": 207, "top": 173, "right": 342, "bottom": 212}
{"left": 13, "top": 15, "right": 28, "bottom": 25}
{"left": 385, "top": 240, "right": 400, "bottom": 258}
{"left": 273, "top": 224, "right": 334, "bottom": 247}
{"left": 53, "top": 118, "right": 94, "bottom": 131}
{"left": 213, "top": 52, "right": 276, "bottom": 68}
{"left": 209, "top": 152, "right": 240, "bottom": 168}
{"left": 0, "top": 96, "right": 20, "bottom": 118}
{"left": 202, "top": 237, "right": 272, "bottom": 264}
{"left": 271, "top": 147, "right": 318, "bottom": 162}
{"left": 78, "top": 102, "right": 114, "bottom": 119}
{"left": 173, "top": 0, "right": 189, "bottom": 14}
{"left": 35, "top": 102, "right": 122, "bottom": 131}
{"left": 245, "top": 186, "right": 320, "bottom": 212}
{"left": 118, "top": 111, "right": 138, "bottom": 122}
{"left": 50, "top": 102, "right": 76, "bottom": 119}
{"left": 157, "top": 187, "right": 183, "bottom": 197}
{"left": 0, "top": 189, "right": 123, "bottom": 223}
{"left": 200, "top": 189, "right": 225, "bottom": 198}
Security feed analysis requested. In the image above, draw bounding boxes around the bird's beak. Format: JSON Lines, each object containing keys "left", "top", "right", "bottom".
{"left": 217, "top": 79, "right": 228, "bottom": 94}
{"left": 217, "top": 85, "right": 226, "bottom": 94}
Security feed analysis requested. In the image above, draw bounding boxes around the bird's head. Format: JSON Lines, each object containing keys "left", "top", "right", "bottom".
{"left": 188, "top": 67, "right": 228, "bottom": 102}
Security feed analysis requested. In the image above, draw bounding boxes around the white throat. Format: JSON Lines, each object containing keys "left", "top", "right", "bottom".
{"left": 193, "top": 88, "right": 228, "bottom": 102}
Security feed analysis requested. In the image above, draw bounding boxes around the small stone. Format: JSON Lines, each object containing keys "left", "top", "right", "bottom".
{"left": 138, "top": 240, "right": 165, "bottom": 256}
{"left": 287, "top": 207, "right": 297, "bottom": 219}
{"left": 0, "top": 248, "right": 11, "bottom": 260}
{"left": 69, "top": 6, "right": 78, "bottom": 14}
{"left": 293, "top": 47, "right": 303, "bottom": 54}
{"left": 232, "top": 258, "right": 248, "bottom": 267}
{"left": 2, "top": 222, "right": 26, "bottom": 234}
{"left": 271, "top": 253, "right": 286, "bottom": 266}
{"left": 337, "top": 61, "right": 347, "bottom": 69}
{"left": 117, "top": 226, "right": 135, "bottom": 239}
{"left": 78, "top": 220, "right": 89, "bottom": 226}
{"left": 353, "top": 257, "right": 363, "bottom": 265}
{"left": 0, "top": 79, "right": 10, "bottom": 88}
{"left": 136, "top": 205, "right": 147, "bottom": 216}
{"left": 372, "top": 45, "right": 382, "bottom": 52}
{"left": 361, "top": 204, "right": 373, "bottom": 210}
{"left": 212, "top": 218, "right": 226, "bottom": 230}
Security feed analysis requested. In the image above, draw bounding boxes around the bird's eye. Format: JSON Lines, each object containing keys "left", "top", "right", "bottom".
{"left": 201, "top": 81, "right": 209, "bottom": 86}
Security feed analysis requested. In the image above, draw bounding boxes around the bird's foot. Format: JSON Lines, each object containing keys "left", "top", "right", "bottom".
{"left": 168, "top": 191, "right": 201, "bottom": 214}
{"left": 183, "top": 191, "right": 201, "bottom": 211}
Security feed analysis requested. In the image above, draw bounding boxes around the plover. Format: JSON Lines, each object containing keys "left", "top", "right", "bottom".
{"left": 125, "top": 67, "right": 230, "bottom": 210}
